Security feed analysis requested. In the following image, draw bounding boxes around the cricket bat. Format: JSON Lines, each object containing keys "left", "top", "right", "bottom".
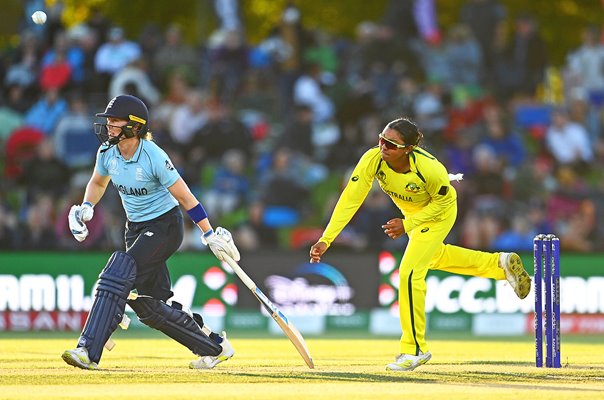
{"left": 223, "top": 255, "right": 314, "bottom": 369}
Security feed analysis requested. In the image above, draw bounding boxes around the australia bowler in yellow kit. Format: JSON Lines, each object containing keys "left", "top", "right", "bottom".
{"left": 309, "top": 118, "right": 531, "bottom": 371}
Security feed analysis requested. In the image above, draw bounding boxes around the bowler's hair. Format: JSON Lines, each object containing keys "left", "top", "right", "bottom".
{"left": 386, "top": 118, "right": 423, "bottom": 146}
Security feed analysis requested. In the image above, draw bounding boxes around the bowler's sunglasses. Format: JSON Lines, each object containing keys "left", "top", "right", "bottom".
{"left": 378, "top": 133, "right": 410, "bottom": 150}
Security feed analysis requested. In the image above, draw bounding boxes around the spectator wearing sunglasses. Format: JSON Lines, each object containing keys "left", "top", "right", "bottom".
{"left": 309, "top": 117, "right": 531, "bottom": 371}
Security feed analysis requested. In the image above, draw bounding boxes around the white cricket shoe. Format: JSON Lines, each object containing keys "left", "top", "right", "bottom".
{"left": 61, "top": 347, "right": 98, "bottom": 370}
{"left": 189, "top": 331, "right": 235, "bottom": 369}
{"left": 386, "top": 351, "right": 432, "bottom": 371}
{"left": 499, "top": 252, "right": 531, "bottom": 299}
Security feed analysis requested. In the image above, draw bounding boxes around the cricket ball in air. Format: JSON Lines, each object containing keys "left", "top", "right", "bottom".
{"left": 31, "top": 10, "right": 47, "bottom": 25}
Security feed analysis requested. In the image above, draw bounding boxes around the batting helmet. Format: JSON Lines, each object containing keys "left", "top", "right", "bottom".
{"left": 94, "top": 95, "right": 149, "bottom": 147}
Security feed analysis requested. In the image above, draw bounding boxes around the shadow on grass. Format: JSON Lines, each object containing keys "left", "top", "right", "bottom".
{"left": 229, "top": 369, "right": 604, "bottom": 392}
{"left": 232, "top": 370, "right": 438, "bottom": 383}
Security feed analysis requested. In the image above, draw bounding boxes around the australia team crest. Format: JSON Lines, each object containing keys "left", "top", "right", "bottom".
{"left": 405, "top": 182, "right": 421, "bottom": 193}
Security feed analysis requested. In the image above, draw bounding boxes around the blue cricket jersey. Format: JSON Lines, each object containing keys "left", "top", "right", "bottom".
{"left": 95, "top": 139, "right": 180, "bottom": 222}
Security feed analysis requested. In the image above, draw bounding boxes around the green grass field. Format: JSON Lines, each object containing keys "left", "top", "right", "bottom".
{"left": 1, "top": 332, "right": 603, "bottom": 400}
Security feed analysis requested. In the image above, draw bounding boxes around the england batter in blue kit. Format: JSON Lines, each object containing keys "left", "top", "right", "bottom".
{"left": 62, "top": 95, "right": 240, "bottom": 370}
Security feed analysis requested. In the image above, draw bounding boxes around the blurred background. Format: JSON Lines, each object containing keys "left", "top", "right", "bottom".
{"left": 1, "top": 0, "right": 603, "bottom": 338}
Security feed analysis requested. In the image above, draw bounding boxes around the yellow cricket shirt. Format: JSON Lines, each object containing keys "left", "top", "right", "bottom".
{"left": 319, "top": 146, "right": 457, "bottom": 247}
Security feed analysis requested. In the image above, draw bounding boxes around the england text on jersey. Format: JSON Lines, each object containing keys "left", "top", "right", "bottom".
{"left": 113, "top": 183, "right": 148, "bottom": 196}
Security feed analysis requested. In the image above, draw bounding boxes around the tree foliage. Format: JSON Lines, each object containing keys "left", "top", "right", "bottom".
{"left": 6, "top": 0, "right": 604, "bottom": 65}
{"left": 240, "top": 0, "right": 388, "bottom": 42}
{"left": 440, "top": 0, "right": 604, "bottom": 65}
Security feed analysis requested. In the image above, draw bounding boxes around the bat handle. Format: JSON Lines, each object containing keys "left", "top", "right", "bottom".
{"left": 222, "top": 255, "right": 256, "bottom": 291}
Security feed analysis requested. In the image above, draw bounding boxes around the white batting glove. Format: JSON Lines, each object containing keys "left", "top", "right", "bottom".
{"left": 79, "top": 202, "right": 94, "bottom": 222}
{"left": 68, "top": 202, "right": 94, "bottom": 242}
{"left": 201, "top": 227, "right": 241, "bottom": 261}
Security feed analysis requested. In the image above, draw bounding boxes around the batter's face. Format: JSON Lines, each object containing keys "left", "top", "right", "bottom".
{"left": 106, "top": 118, "right": 129, "bottom": 141}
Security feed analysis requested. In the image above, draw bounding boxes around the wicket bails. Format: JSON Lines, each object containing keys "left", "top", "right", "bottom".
{"left": 533, "top": 234, "right": 561, "bottom": 368}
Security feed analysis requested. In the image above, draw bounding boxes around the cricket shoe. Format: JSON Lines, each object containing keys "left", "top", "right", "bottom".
{"left": 386, "top": 351, "right": 432, "bottom": 371}
{"left": 189, "top": 331, "right": 234, "bottom": 369}
{"left": 500, "top": 252, "right": 531, "bottom": 299}
{"left": 61, "top": 347, "right": 98, "bottom": 370}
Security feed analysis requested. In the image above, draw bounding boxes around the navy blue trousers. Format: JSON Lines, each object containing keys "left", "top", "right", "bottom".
{"left": 125, "top": 206, "right": 184, "bottom": 301}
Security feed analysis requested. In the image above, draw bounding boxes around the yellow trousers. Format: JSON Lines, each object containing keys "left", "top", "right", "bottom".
{"left": 398, "top": 211, "right": 506, "bottom": 355}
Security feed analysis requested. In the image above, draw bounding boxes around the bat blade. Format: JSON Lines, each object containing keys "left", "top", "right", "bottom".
{"left": 254, "top": 287, "right": 314, "bottom": 369}
{"left": 272, "top": 311, "right": 314, "bottom": 369}
{"left": 223, "top": 256, "right": 314, "bottom": 368}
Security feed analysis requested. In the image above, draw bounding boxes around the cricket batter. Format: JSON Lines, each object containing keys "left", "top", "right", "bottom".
{"left": 62, "top": 95, "right": 240, "bottom": 370}
{"left": 309, "top": 118, "right": 531, "bottom": 371}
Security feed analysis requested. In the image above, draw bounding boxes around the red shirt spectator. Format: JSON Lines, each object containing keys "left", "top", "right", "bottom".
{"left": 40, "top": 53, "right": 72, "bottom": 90}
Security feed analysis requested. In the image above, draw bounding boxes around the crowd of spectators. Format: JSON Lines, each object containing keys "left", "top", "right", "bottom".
{"left": 2, "top": 0, "right": 604, "bottom": 254}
